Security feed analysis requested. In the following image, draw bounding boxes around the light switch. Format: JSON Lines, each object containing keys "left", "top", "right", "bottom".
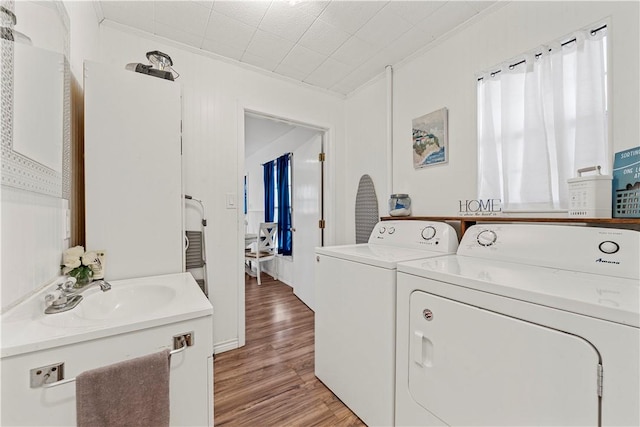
{"left": 226, "top": 193, "right": 236, "bottom": 209}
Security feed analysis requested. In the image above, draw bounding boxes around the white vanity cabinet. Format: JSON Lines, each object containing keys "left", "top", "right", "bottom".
{"left": 84, "top": 60, "right": 183, "bottom": 281}
{"left": 0, "top": 273, "right": 214, "bottom": 426}
{"left": 1, "top": 318, "right": 213, "bottom": 426}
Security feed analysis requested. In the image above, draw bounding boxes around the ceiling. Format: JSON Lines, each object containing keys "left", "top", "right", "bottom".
{"left": 244, "top": 114, "right": 320, "bottom": 157}
{"left": 96, "top": 0, "right": 498, "bottom": 96}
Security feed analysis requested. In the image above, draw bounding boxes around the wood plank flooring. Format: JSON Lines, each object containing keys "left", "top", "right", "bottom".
{"left": 214, "top": 273, "right": 366, "bottom": 426}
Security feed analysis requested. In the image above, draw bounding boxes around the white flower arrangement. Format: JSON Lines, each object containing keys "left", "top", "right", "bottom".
{"left": 61, "top": 246, "right": 102, "bottom": 284}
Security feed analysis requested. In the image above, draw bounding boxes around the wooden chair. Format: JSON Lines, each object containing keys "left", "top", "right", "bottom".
{"left": 244, "top": 222, "right": 277, "bottom": 285}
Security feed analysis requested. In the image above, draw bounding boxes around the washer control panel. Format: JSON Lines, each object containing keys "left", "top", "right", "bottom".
{"left": 458, "top": 224, "right": 639, "bottom": 280}
{"left": 421, "top": 226, "right": 437, "bottom": 240}
{"left": 369, "top": 221, "right": 458, "bottom": 253}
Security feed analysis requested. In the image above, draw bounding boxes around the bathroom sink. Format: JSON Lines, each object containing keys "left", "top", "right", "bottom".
{"left": 77, "top": 284, "right": 177, "bottom": 320}
{"left": 3, "top": 273, "right": 212, "bottom": 359}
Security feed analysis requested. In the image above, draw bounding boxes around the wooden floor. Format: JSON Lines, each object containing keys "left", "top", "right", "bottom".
{"left": 214, "top": 273, "right": 366, "bottom": 426}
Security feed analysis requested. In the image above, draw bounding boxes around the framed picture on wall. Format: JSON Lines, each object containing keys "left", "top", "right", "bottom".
{"left": 412, "top": 107, "right": 448, "bottom": 169}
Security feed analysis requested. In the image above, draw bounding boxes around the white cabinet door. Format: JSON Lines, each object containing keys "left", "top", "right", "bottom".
{"left": 409, "top": 291, "right": 600, "bottom": 426}
{"left": 84, "top": 61, "right": 182, "bottom": 280}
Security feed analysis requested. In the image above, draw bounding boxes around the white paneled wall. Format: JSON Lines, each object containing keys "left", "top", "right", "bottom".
{"left": 66, "top": 1, "right": 101, "bottom": 81}
{"left": 345, "top": 1, "right": 639, "bottom": 232}
{"left": 343, "top": 82, "right": 388, "bottom": 244}
{"left": 98, "top": 24, "right": 346, "bottom": 351}
{"left": 1, "top": 188, "right": 65, "bottom": 311}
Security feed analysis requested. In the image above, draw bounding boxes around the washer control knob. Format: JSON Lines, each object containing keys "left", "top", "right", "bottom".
{"left": 477, "top": 230, "right": 497, "bottom": 247}
{"left": 421, "top": 226, "right": 436, "bottom": 240}
{"left": 388, "top": 227, "right": 395, "bottom": 234}
{"left": 379, "top": 226, "right": 386, "bottom": 234}
{"left": 599, "top": 241, "right": 620, "bottom": 254}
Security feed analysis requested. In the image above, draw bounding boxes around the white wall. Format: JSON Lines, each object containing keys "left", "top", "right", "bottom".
{"left": 344, "top": 1, "right": 639, "bottom": 234}
{"left": 343, "top": 80, "right": 388, "bottom": 244}
{"left": 98, "top": 24, "right": 346, "bottom": 351}
{"left": 66, "top": 1, "right": 101, "bottom": 84}
{"left": 1, "top": 1, "right": 100, "bottom": 312}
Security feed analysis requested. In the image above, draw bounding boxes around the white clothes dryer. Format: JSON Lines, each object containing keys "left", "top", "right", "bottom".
{"left": 315, "top": 220, "right": 458, "bottom": 427}
{"left": 395, "top": 224, "right": 640, "bottom": 426}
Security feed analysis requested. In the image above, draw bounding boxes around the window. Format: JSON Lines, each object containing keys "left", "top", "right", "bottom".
{"left": 477, "top": 25, "right": 608, "bottom": 212}
{"left": 243, "top": 175, "right": 247, "bottom": 215}
{"left": 263, "top": 153, "right": 293, "bottom": 255}
{"left": 272, "top": 161, "right": 292, "bottom": 230}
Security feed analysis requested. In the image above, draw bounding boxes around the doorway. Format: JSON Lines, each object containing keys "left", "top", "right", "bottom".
{"left": 242, "top": 110, "right": 327, "bottom": 314}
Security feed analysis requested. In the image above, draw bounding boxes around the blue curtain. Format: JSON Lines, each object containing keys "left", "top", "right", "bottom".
{"left": 263, "top": 160, "right": 275, "bottom": 222}
{"left": 276, "top": 154, "right": 292, "bottom": 255}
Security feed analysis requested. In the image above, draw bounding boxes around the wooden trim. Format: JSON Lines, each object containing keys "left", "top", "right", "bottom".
{"left": 381, "top": 216, "right": 640, "bottom": 239}
{"left": 70, "top": 75, "right": 85, "bottom": 247}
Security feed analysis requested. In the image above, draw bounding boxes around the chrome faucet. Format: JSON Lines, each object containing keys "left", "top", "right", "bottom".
{"left": 61, "top": 279, "right": 111, "bottom": 298}
{"left": 44, "top": 278, "right": 111, "bottom": 314}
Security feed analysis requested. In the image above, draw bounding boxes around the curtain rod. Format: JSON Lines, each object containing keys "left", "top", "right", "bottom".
{"left": 478, "top": 24, "right": 607, "bottom": 81}
{"left": 260, "top": 152, "right": 292, "bottom": 166}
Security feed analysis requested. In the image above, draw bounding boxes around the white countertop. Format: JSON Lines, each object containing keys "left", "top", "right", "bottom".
{"left": 1, "top": 273, "right": 213, "bottom": 358}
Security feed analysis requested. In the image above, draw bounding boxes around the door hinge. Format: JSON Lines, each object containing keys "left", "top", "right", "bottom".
{"left": 597, "top": 363, "right": 603, "bottom": 397}
{"left": 318, "top": 152, "right": 325, "bottom": 162}
{"left": 319, "top": 219, "right": 326, "bottom": 229}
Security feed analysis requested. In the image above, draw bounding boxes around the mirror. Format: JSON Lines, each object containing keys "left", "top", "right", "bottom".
{"left": 0, "top": 0, "right": 70, "bottom": 198}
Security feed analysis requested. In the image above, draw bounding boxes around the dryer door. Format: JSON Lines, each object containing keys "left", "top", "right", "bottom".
{"left": 409, "top": 291, "right": 600, "bottom": 426}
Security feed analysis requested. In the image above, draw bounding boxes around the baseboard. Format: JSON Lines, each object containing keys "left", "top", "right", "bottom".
{"left": 279, "top": 278, "right": 293, "bottom": 288}
{"left": 214, "top": 338, "right": 240, "bottom": 354}
{"left": 259, "top": 267, "right": 291, "bottom": 285}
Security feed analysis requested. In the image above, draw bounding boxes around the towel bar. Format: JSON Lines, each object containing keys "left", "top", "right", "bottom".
{"left": 39, "top": 340, "right": 188, "bottom": 389}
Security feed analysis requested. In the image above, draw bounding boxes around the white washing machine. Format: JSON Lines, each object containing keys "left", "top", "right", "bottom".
{"left": 315, "top": 220, "right": 458, "bottom": 426}
{"left": 395, "top": 224, "right": 640, "bottom": 426}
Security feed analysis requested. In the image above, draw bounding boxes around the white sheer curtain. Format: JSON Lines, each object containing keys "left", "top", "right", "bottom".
{"left": 477, "top": 28, "right": 608, "bottom": 212}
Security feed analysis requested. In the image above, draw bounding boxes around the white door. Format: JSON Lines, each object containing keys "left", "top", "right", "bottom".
{"left": 292, "top": 133, "right": 322, "bottom": 310}
{"left": 409, "top": 290, "right": 600, "bottom": 426}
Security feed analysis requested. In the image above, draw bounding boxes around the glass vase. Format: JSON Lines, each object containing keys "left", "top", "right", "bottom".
{"left": 70, "top": 268, "right": 93, "bottom": 287}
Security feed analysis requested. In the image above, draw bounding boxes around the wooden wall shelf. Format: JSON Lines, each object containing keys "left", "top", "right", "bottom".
{"left": 381, "top": 216, "right": 640, "bottom": 237}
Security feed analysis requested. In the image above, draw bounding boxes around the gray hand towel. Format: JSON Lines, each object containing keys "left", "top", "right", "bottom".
{"left": 76, "top": 349, "right": 171, "bottom": 427}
